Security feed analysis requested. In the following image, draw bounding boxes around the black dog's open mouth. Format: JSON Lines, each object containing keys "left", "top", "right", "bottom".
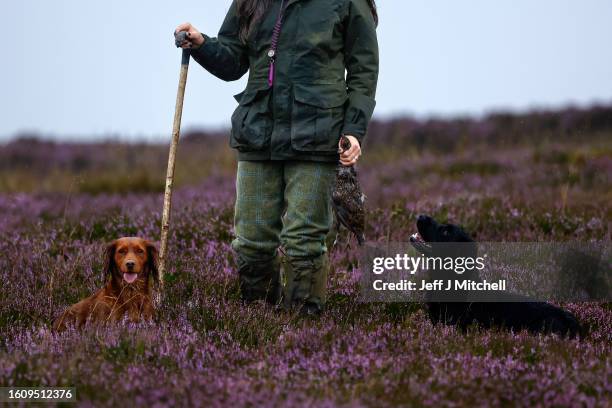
{"left": 410, "top": 231, "right": 432, "bottom": 254}
{"left": 410, "top": 231, "right": 423, "bottom": 243}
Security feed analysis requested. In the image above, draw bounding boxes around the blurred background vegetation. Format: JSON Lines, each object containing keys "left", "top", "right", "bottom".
{"left": 2, "top": 105, "right": 610, "bottom": 201}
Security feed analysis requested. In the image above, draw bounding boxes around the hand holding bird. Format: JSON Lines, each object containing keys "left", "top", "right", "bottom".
{"left": 332, "top": 135, "right": 366, "bottom": 245}
{"left": 338, "top": 135, "right": 361, "bottom": 166}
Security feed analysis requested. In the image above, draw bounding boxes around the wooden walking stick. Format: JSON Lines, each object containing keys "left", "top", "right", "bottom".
{"left": 156, "top": 32, "right": 191, "bottom": 306}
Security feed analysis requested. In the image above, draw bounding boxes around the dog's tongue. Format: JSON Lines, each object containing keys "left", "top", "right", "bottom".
{"left": 123, "top": 273, "right": 138, "bottom": 283}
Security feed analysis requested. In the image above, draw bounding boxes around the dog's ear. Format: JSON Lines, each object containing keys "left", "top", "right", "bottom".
{"left": 103, "top": 240, "right": 118, "bottom": 282}
{"left": 145, "top": 241, "right": 159, "bottom": 284}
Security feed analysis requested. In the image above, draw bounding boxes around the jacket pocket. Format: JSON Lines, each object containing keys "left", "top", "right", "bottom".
{"left": 291, "top": 83, "right": 347, "bottom": 152}
{"left": 230, "top": 85, "right": 272, "bottom": 152}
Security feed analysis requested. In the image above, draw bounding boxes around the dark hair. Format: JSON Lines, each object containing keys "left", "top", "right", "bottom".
{"left": 236, "top": 0, "right": 378, "bottom": 44}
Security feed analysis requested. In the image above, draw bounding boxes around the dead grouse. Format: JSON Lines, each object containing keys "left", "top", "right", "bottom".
{"left": 332, "top": 136, "right": 366, "bottom": 245}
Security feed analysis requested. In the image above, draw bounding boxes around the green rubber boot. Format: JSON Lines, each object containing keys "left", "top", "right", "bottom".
{"left": 237, "top": 255, "right": 281, "bottom": 305}
{"left": 282, "top": 253, "right": 329, "bottom": 315}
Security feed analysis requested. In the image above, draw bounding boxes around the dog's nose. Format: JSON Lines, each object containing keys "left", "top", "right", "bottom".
{"left": 126, "top": 261, "right": 135, "bottom": 270}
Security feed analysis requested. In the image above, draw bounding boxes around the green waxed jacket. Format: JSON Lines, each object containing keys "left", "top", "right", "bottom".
{"left": 192, "top": 0, "right": 379, "bottom": 161}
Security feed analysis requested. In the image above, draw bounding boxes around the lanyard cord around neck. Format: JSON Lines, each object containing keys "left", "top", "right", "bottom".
{"left": 268, "top": 0, "right": 287, "bottom": 87}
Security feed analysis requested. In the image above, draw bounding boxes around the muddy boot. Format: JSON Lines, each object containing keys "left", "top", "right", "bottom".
{"left": 237, "top": 255, "right": 281, "bottom": 305}
{"left": 282, "top": 253, "right": 329, "bottom": 315}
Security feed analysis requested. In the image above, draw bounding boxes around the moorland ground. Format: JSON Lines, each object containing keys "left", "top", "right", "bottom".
{"left": 1, "top": 107, "right": 610, "bottom": 406}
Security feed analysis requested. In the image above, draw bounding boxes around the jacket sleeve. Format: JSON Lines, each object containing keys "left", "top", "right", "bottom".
{"left": 342, "top": 0, "right": 379, "bottom": 144}
{"left": 191, "top": 1, "right": 249, "bottom": 82}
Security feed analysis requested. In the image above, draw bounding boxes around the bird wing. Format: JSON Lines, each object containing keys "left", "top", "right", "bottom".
{"left": 332, "top": 200, "right": 352, "bottom": 231}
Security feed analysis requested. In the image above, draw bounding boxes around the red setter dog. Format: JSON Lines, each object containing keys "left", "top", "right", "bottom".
{"left": 53, "top": 237, "right": 158, "bottom": 331}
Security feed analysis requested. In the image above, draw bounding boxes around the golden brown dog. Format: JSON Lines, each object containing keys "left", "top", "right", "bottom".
{"left": 53, "top": 237, "right": 158, "bottom": 331}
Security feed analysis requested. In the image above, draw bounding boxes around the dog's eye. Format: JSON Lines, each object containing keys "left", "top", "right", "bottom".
{"left": 118, "top": 248, "right": 127, "bottom": 254}
{"left": 136, "top": 248, "right": 144, "bottom": 254}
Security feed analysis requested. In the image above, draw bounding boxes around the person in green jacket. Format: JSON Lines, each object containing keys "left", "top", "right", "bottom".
{"left": 175, "top": 0, "right": 378, "bottom": 315}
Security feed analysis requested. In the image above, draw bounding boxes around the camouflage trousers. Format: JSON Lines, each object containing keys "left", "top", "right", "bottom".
{"left": 232, "top": 160, "right": 336, "bottom": 310}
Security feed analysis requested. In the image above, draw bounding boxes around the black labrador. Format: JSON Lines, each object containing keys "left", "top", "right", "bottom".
{"left": 410, "top": 215, "right": 581, "bottom": 337}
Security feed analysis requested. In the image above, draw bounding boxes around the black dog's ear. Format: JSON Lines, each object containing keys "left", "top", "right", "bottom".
{"left": 103, "top": 240, "right": 118, "bottom": 282}
{"left": 145, "top": 241, "right": 159, "bottom": 284}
